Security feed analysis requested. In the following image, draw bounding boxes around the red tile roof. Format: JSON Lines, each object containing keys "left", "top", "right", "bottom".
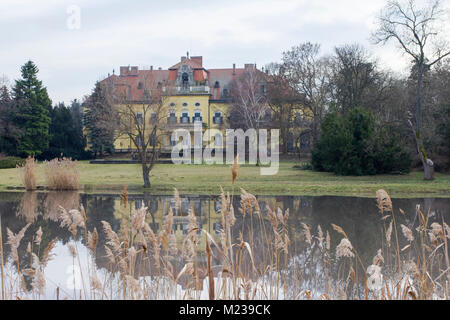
{"left": 169, "top": 57, "right": 203, "bottom": 70}
{"left": 95, "top": 57, "right": 266, "bottom": 102}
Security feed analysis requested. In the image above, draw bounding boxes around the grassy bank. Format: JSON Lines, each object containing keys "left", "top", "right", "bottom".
{"left": 0, "top": 160, "right": 449, "bottom": 197}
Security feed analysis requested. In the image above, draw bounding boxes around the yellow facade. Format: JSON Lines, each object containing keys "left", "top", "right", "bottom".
{"left": 111, "top": 95, "right": 230, "bottom": 152}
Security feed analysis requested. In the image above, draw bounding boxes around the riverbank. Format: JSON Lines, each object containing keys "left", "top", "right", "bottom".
{"left": 0, "top": 161, "right": 449, "bottom": 197}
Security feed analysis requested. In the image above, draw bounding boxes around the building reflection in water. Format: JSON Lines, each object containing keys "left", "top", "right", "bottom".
{"left": 0, "top": 191, "right": 448, "bottom": 296}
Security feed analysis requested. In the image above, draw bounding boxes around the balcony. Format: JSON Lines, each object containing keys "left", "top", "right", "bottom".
{"left": 165, "top": 119, "right": 206, "bottom": 130}
{"left": 167, "top": 116, "right": 177, "bottom": 125}
{"left": 180, "top": 116, "right": 190, "bottom": 124}
{"left": 172, "top": 85, "right": 210, "bottom": 95}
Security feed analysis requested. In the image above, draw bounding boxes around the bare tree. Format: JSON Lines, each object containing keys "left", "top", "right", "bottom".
{"left": 265, "top": 62, "right": 304, "bottom": 155}
{"left": 372, "top": 0, "right": 450, "bottom": 180}
{"left": 110, "top": 74, "right": 171, "bottom": 188}
{"left": 229, "top": 67, "right": 269, "bottom": 131}
{"left": 281, "top": 43, "right": 331, "bottom": 148}
{"left": 331, "top": 44, "right": 387, "bottom": 114}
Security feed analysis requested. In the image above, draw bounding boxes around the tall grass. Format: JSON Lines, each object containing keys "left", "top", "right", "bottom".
{"left": 44, "top": 157, "right": 80, "bottom": 190}
{"left": 18, "top": 156, "right": 38, "bottom": 191}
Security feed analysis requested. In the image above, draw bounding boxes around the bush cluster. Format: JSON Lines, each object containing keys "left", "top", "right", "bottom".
{"left": 312, "top": 107, "right": 411, "bottom": 175}
{"left": 0, "top": 156, "right": 26, "bottom": 169}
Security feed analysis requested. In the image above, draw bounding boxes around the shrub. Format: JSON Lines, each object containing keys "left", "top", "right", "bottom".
{"left": 18, "top": 156, "right": 38, "bottom": 190}
{"left": 44, "top": 157, "right": 80, "bottom": 190}
{"left": 312, "top": 107, "right": 411, "bottom": 175}
{"left": 0, "top": 157, "right": 26, "bottom": 169}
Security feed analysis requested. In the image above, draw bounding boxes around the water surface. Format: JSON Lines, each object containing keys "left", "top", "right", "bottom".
{"left": 0, "top": 191, "right": 448, "bottom": 299}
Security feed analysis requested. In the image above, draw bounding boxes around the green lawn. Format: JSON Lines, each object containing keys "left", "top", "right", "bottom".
{"left": 1, "top": 161, "right": 449, "bottom": 197}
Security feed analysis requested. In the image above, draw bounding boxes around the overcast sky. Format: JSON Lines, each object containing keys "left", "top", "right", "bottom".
{"left": 0, "top": 0, "right": 448, "bottom": 104}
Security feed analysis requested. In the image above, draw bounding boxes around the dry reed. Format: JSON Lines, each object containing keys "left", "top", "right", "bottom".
{"left": 44, "top": 157, "right": 79, "bottom": 190}
{"left": 1, "top": 185, "right": 449, "bottom": 300}
{"left": 18, "top": 156, "right": 38, "bottom": 191}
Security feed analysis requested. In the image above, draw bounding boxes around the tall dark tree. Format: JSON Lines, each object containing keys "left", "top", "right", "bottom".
{"left": 330, "top": 44, "right": 385, "bottom": 114}
{"left": 0, "top": 85, "right": 21, "bottom": 155}
{"left": 12, "top": 61, "right": 51, "bottom": 157}
{"left": 69, "top": 99, "right": 84, "bottom": 146}
{"left": 41, "top": 102, "right": 86, "bottom": 160}
{"left": 83, "top": 81, "right": 115, "bottom": 157}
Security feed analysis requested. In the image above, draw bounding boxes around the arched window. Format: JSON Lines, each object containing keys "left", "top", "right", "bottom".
{"left": 168, "top": 110, "right": 177, "bottom": 124}
{"left": 214, "top": 81, "right": 220, "bottom": 88}
{"left": 182, "top": 72, "right": 189, "bottom": 88}
{"left": 214, "top": 133, "right": 223, "bottom": 146}
{"left": 193, "top": 109, "right": 202, "bottom": 123}
{"left": 180, "top": 109, "right": 189, "bottom": 123}
{"left": 213, "top": 111, "right": 223, "bottom": 124}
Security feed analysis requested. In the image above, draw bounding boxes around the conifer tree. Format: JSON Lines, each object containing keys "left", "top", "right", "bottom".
{"left": 12, "top": 61, "right": 51, "bottom": 157}
{"left": 0, "top": 85, "right": 21, "bottom": 155}
{"left": 83, "top": 81, "right": 115, "bottom": 157}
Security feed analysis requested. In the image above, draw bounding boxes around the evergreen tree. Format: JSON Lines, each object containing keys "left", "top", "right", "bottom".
{"left": 0, "top": 85, "right": 21, "bottom": 155}
{"left": 312, "top": 107, "right": 411, "bottom": 175}
{"left": 12, "top": 61, "right": 51, "bottom": 157}
{"left": 83, "top": 82, "right": 115, "bottom": 157}
{"left": 69, "top": 99, "right": 84, "bottom": 145}
{"left": 41, "top": 102, "right": 86, "bottom": 159}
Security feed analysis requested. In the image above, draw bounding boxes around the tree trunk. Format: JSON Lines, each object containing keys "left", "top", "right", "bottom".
{"left": 412, "top": 60, "right": 433, "bottom": 180}
{"left": 408, "top": 119, "right": 434, "bottom": 180}
{"left": 416, "top": 61, "right": 423, "bottom": 135}
{"left": 423, "top": 158, "right": 434, "bottom": 181}
{"left": 142, "top": 164, "right": 151, "bottom": 188}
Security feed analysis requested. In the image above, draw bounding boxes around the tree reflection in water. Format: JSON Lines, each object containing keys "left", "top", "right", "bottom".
{"left": 0, "top": 191, "right": 448, "bottom": 299}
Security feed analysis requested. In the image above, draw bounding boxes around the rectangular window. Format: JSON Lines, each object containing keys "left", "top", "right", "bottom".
{"left": 136, "top": 112, "right": 143, "bottom": 125}
{"left": 150, "top": 112, "right": 157, "bottom": 124}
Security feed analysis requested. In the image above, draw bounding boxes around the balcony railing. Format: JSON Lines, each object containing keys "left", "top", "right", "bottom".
{"left": 174, "top": 86, "right": 210, "bottom": 94}
{"left": 168, "top": 116, "right": 177, "bottom": 124}
{"left": 180, "top": 116, "right": 190, "bottom": 124}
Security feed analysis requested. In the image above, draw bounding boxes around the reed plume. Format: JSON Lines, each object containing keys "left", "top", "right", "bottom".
{"left": 44, "top": 157, "right": 79, "bottom": 190}
{"left": 18, "top": 156, "right": 38, "bottom": 191}
{"left": 231, "top": 154, "right": 239, "bottom": 185}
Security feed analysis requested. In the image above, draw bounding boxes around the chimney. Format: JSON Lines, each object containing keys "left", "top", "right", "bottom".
{"left": 158, "top": 67, "right": 162, "bottom": 70}
{"left": 119, "top": 66, "right": 130, "bottom": 76}
{"left": 233, "top": 63, "right": 236, "bottom": 75}
{"left": 244, "top": 63, "right": 255, "bottom": 71}
{"left": 191, "top": 56, "right": 203, "bottom": 67}
{"left": 150, "top": 65, "right": 153, "bottom": 71}
{"left": 130, "top": 66, "right": 138, "bottom": 76}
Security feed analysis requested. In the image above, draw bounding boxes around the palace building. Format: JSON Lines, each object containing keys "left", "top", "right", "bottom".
{"left": 91, "top": 54, "right": 267, "bottom": 153}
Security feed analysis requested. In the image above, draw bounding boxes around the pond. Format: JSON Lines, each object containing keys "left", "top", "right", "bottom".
{"left": 0, "top": 191, "right": 449, "bottom": 300}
